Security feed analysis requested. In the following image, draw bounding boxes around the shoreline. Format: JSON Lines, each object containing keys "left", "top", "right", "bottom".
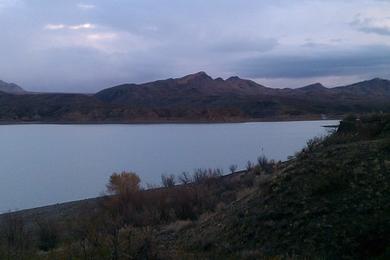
{"left": 0, "top": 116, "right": 342, "bottom": 126}
{"left": 0, "top": 170, "right": 249, "bottom": 216}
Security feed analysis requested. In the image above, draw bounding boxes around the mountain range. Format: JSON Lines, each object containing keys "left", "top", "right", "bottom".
{"left": 0, "top": 72, "right": 389, "bottom": 123}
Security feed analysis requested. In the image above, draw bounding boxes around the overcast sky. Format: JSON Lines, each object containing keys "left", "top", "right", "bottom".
{"left": 0, "top": 0, "right": 390, "bottom": 92}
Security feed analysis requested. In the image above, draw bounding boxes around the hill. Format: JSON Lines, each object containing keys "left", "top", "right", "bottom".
{"left": 173, "top": 114, "right": 390, "bottom": 258}
{"left": 95, "top": 73, "right": 390, "bottom": 121}
{"left": 0, "top": 73, "right": 390, "bottom": 122}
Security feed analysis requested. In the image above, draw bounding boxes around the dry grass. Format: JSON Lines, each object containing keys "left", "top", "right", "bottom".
{"left": 163, "top": 220, "right": 194, "bottom": 233}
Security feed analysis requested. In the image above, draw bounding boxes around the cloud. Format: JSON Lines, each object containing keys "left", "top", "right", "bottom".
{"left": 351, "top": 15, "right": 390, "bottom": 36}
{"left": 44, "top": 24, "right": 65, "bottom": 30}
{"left": 39, "top": 26, "right": 154, "bottom": 54}
{"left": 77, "top": 3, "right": 95, "bottom": 10}
{"left": 301, "top": 41, "right": 330, "bottom": 48}
{"left": 86, "top": 33, "right": 116, "bottom": 41}
{"left": 44, "top": 23, "right": 96, "bottom": 31}
{"left": 69, "top": 23, "right": 95, "bottom": 30}
{"left": 210, "top": 36, "right": 278, "bottom": 54}
{"left": 233, "top": 45, "right": 390, "bottom": 79}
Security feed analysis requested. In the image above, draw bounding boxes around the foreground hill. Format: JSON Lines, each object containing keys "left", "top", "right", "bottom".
{"left": 172, "top": 114, "right": 390, "bottom": 258}
{"left": 1, "top": 114, "right": 388, "bottom": 258}
{"left": 0, "top": 73, "right": 390, "bottom": 122}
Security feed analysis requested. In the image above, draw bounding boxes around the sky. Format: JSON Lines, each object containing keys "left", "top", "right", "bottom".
{"left": 0, "top": 0, "right": 390, "bottom": 92}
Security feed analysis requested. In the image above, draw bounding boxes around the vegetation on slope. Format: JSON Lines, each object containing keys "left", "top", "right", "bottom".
{"left": 177, "top": 114, "right": 389, "bottom": 258}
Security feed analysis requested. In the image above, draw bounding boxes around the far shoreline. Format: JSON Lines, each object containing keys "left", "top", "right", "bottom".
{"left": 0, "top": 116, "right": 342, "bottom": 126}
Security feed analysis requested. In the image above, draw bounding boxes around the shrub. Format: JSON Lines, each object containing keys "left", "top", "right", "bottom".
{"left": 257, "top": 155, "right": 274, "bottom": 174}
{"left": 306, "top": 136, "right": 324, "bottom": 151}
{"left": 103, "top": 171, "right": 144, "bottom": 225}
{"left": 106, "top": 171, "right": 141, "bottom": 196}
{"left": 246, "top": 161, "right": 254, "bottom": 171}
{"left": 178, "top": 171, "right": 192, "bottom": 184}
{"left": 36, "top": 220, "right": 59, "bottom": 252}
{"left": 0, "top": 213, "right": 32, "bottom": 258}
{"left": 161, "top": 174, "right": 176, "bottom": 188}
{"left": 192, "top": 168, "right": 223, "bottom": 184}
{"left": 229, "top": 164, "right": 238, "bottom": 173}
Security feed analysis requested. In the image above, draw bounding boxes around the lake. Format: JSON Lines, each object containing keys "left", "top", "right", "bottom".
{"left": 0, "top": 120, "right": 338, "bottom": 212}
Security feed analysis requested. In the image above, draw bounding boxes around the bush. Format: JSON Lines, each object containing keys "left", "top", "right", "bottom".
{"left": 0, "top": 213, "right": 32, "bottom": 258}
{"left": 229, "top": 164, "right": 238, "bottom": 173}
{"left": 257, "top": 155, "right": 274, "bottom": 174}
{"left": 246, "top": 161, "right": 254, "bottom": 171}
{"left": 192, "top": 168, "right": 223, "bottom": 184}
{"left": 178, "top": 171, "right": 192, "bottom": 184}
{"left": 106, "top": 171, "right": 141, "bottom": 196}
{"left": 306, "top": 136, "right": 324, "bottom": 151}
{"left": 36, "top": 220, "right": 59, "bottom": 252}
{"left": 161, "top": 174, "right": 176, "bottom": 187}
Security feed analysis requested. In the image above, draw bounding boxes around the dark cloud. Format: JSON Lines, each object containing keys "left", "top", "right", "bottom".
{"left": 210, "top": 37, "right": 278, "bottom": 53}
{"left": 351, "top": 16, "right": 390, "bottom": 36}
{"left": 234, "top": 45, "right": 390, "bottom": 78}
{"left": 358, "top": 26, "right": 390, "bottom": 36}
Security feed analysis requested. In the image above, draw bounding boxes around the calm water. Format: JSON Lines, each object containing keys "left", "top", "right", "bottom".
{"left": 0, "top": 120, "right": 338, "bottom": 212}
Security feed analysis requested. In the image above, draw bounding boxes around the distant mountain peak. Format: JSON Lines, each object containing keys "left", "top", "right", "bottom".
{"left": 227, "top": 76, "right": 241, "bottom": 81}
{"left": 194, "top": 71, "right": 209, "bottom": 77}
{"left": 332, "top": 77, "right": 390, "bottom": 97}
{"left": 344, "top": 77, "right": 390, "bottom": 88}
{"left": 0, "top": 80, "right": 25, "bottom": 94}
{"left": 178, "top": 71, "right": 213, "bottom": 84}
{"left": 367, "top": 77, "right": 389, "bottom": 83}
{"left": 299, "top": 82, "right": 326, "bottom": 90}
